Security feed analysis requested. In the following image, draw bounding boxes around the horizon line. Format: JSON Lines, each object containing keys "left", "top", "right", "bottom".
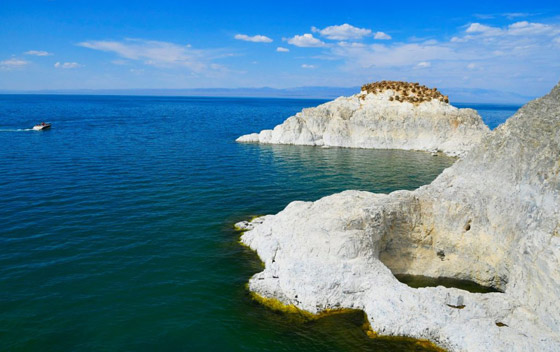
{"left": 0, "top": 86, "right": 534, "bottom": 105}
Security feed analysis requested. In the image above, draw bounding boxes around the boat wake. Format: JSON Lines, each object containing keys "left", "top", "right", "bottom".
{"left": 0, "top": 128, "right": 34, "bottom": 132}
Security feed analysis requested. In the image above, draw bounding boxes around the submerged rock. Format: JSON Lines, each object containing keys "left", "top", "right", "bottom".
{"left": 236, "top": 81, "right": 489, "bottom": 157}
{"left": 239, "top": 81, "right": 560, "bottom": 351}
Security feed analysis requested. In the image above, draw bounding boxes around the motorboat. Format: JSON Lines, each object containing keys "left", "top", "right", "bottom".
{"left": 33, "top": 122, "right": 51, "bottom": 131}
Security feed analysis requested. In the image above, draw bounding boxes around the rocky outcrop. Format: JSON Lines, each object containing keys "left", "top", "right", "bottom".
{"left": 237, "top": 81, "right": 489, "bottom": 157}
{"left": 237, "top": 82, "right": 560, "bottom": 351}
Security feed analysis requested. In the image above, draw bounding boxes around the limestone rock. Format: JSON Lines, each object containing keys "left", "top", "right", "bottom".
{"left": 238, "top": 81, "right": 560, "bottom": 351}
{"left": 236, "top": 81, "right": 489, "bottom": 157}
{"left": 234, "top": 216, "right": 269, "bottom": 232}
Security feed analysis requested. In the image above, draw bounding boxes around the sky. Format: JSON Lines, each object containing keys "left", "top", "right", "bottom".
{"left": 1, "top": 0, "right": 560, "bottom": 97}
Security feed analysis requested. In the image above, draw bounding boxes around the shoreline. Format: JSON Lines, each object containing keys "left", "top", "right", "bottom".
{"left": 234, "top": 222, "right": 447, "bottom": 352}
{"left": 234, "top": 82, "right": 560, "bottom": 351}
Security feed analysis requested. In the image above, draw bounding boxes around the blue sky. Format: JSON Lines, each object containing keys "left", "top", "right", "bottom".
{"left": 1, "top": 0, "right": 560, "bottom": 96}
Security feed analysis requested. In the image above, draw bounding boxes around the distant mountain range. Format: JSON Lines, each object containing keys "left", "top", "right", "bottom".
{"left": 0, "top": 86, "right": 536, "bottom": 105}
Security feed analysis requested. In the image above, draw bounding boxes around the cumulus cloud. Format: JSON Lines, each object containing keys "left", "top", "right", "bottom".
{"left": 465, "top": 23, "right": 503, "bottom": 36}
{"left": 276, "top": 47, "right": 290, "bottom": 52}
{"left": 286, "top": 34, "right": 325, "bottom": 47}
{"left": 234, "top": 34, "right": 273, "bottom": 43}
{"left": 312, "top": 24, "right": 372, "bottom": 40}
{"left": 507, "top": 21, "right": 557, "bottom": 35}
{"left": 329, "top": 21, "right": 560, "bottom": 69}
{"left": 54, "top": 62, "right": 83, "bottom": 69}
{"left": 319, "top": 20, "right": 560, "bottom": 96}
{"left": 373, "top": 31, "right": 392, "bottom": 40}
{"left": 25, "top": 50, "right": 52, "bottom": 56}
{"left": 78, "top": 39, "right": 223, "bottom": 72}
{"left": 465, "top": 21, "right": 560, "bottom": 37}
{"left": 0, "top": 58, "right": 29, "bottom": 69}
{"left": 301, "top": 64, "right": 316, "bottom": 69}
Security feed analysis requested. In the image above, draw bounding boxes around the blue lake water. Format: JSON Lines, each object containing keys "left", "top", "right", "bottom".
{"left": 0, "top": 95, "right": 519, "bottom": 351}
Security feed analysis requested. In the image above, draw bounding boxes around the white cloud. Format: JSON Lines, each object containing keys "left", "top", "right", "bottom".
{"left": 286, "top": 34, "right": 325, "bottom": 47}
{"left": 465, "top": 21, "right": 560, "bottom": 38}
{"left": 301, "top": 64, "right": 316, "bottom": 69}
{"left": 78, "top": 39, "right": 223, "bottom": 72}
{"left": 24, "top": 50, "right": 52, "bottom": 56}
{"left": 465, "top": 23, "right": 501, "bottom": 35}
{"left": 276, "top": 47, "right": 290, "bottom": 52}
{"left": 234, "top": 34, "right": 273, "bottom": 43}
{"left": 312, "top": 24, "right": 371, "bottom": 40}
{"left": 507, "top": 21, "right": 557, "bottom": 36}
{"left": 374, "top": 31, "right": 392, "bottom": 40}
{"left": 0, "top": 58, "right": 29, "bottom": 69}
{"left": 337, "top": 42, "right": 365, "bottom": 48}
{"left": 0, "top": 58, "right": 28, "bottom": 66}
{"left": 503, "top": 12, "right": 532, "bottom": 19}
{"left": 316, "top": 20, "right": 560, "bottom": 97}
{"left": 54, "top": 62, "right": 83, "bottom": 69}
{"left": 475, "top": 12, "right": 533, "bottom": 20}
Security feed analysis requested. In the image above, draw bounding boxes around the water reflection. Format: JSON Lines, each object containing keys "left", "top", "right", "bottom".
{"left": 247, "top": 144, "right": 455, "bottom": 196}
{"left": 395, "top": 274, "right": 502, "bottom": 293}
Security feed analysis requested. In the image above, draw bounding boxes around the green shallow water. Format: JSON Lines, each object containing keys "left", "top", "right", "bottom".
{"left": 395, "top": 274, "right": 502, "bottom": 294}
{"left": 0, "top": 95, "right": 514, "bottom": 351}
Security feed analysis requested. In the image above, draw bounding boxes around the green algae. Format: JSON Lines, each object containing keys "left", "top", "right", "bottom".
{"left": 248, "top": 290, "right": 446, "bottom": 352}
{"left": 235, "top": 218, "right": 448, "bottom": 352}
{"left": 233, "top": 215, "right": 264, "bottom": 232}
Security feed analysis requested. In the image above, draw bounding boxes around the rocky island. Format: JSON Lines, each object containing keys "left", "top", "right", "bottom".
{"left": 237, "top": 81, "right": 489, "bottom": 157}
{"left": 236, "top": 81, "right": 560, "bottom": 351}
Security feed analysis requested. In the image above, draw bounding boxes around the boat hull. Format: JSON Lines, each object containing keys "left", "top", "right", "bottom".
{"left": 33, "top": 124, "right": 51, "bottom": 131}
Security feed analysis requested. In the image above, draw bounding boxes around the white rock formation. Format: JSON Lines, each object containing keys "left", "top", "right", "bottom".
{"left": 237, "top": 84, "right": 489, "bottom": 157}
{"left": 237, "top": 82, "right": 560, "bottom": 351}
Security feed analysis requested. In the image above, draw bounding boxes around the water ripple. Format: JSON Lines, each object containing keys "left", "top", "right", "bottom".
{"left": 0, "top": 94, "right": 513, "bottom": 351}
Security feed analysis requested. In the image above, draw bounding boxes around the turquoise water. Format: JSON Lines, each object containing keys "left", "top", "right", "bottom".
{"left": 0, "top": 95, "right": 516, "bottom": 351}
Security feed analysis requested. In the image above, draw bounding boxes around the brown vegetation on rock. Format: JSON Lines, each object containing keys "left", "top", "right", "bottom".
{"left": 361, "top": 81, "right": 449, "bottom": 105}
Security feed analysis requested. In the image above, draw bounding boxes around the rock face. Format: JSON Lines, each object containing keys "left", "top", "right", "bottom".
{"left": 237, "top": 81, "right": 489, "bottom": 157}
{"left": 238, "top": 82, "right": 560, "bottom": 351}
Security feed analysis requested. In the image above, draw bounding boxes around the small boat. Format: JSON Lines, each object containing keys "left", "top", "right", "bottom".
{"left": 33, "top": 122, "right": 51, "bottom": 131}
